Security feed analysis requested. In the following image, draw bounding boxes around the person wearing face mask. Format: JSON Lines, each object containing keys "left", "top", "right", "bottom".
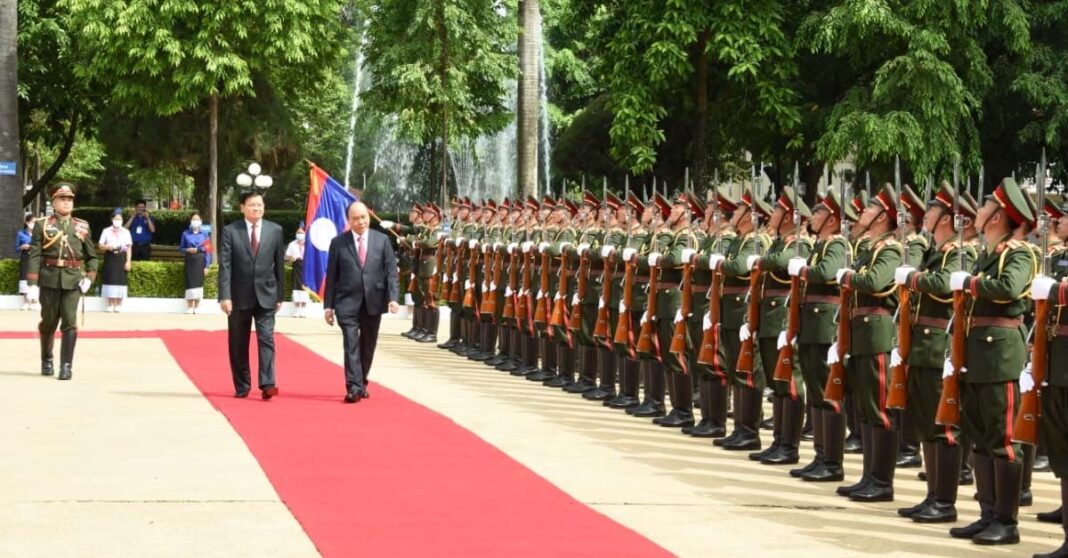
{"left": 16, "top": 213, "right": 37, "bottom": 311}
{"left": 98, "top": 208, "right": 133, "bottom": 313}
{"left": 179, "top": 212, "right": 212, "bottom": 314}
{"left": 285, "top": 225, "right": 310, "bottom": 318}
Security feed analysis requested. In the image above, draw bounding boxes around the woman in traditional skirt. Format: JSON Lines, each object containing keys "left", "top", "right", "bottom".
{"left": 15, "top": 213, "right": 36, "bottom": 310}
{"left": 285, "top": 225, "right": 309, "bottom": 318}
{"left": 179, "top": 212, "right": 212, "bottom": 314}
{"left": 98, "top": 208, "right": 133, "bottom": 312}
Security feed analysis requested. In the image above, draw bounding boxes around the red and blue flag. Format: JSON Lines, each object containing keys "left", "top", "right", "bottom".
{"left": 303, "top": 163, "right": 356, "bottom": 299}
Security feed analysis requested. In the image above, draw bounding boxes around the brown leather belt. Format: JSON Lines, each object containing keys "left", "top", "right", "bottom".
{"left": 43, "top": 257, "right": 82, "bottom": 269}
{"left": 659, "top": 282, "right": 680, "bottom": 289}
{"left": 1056, "top": 325, "right": 1068, "bottom": 337}
{"left": 693, "top": 285, "right": 711, "bottom": 293}
{"left": 764, "top": 289, "right": 789, "bottom": 297}
{"left": 854, "top": 306, "right": 892, "bottom": 317}
{"left": 803, "top": 294, "right": 838, "bottom": 304}
{"left": 971, "top": 316, "right": 1023, "bottom": 328}
{"left": 915, "top": 316, "right": 950, "bottom": 330}
{"left": 722, "top": 286, "right": 749, "bottom": 295}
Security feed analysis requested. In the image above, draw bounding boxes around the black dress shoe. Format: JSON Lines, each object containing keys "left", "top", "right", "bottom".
{"left": 1021, "top": 488, "right": 1033, "bottom": 507}
{"left": 849, "top": 480, "right": 894, "bottom": 502}
{"left": 563, "top": 379, "right": 596, "bottom": 394}
{"left": 497, "top": 360, "right": 520, "bottom": 372}
{"left": 359, "top": 389, "right": 370, "bottom": 399}
{"left": 1034, "top": 454, "right": 1051, "bottom": 473}
{"left": 897, "top": 497, "right": 933, "bottom": 518}
{"left": 344, "top": 391, "right": 361, "bottom": 403}
{"left": 836, "top": 476, "right": 871, "bottom": 497}
{"left": 437, "top": 339, "right": 459, "bottom": 349}
{"left": 749, "top": 442, "right": 779, "bottom": 462}
{"left": 949, "top": 517, "right": 992, "bottom": 539}
{"left": 760, "top": 446, "right": 800, "bottom": 465}
{"left": 58, "top": 364, "right": 72, "bottom": 381}
{"left": 713, "top": 430, "right": 741, "bottom": 447}
{"left": 544, "top": 375, "right": 573, "bottom": 388}
{"left": 844, "top": 434, "right": 863, "bottom": 454}
{"left": 656, "top": 412, "right": 694, "bottom": 428}
{"left": 721, "top": 432, "right": 760, "bottom": 451}
{"left": 41, "top": 360, "right": 54, "bottom": 376}
{"left": 801, "top": 462, "right": 845, "bottom": 482}
{"left": 897, "top": 452, "right": 922, "bottom": 468}
{"left": 628, "top": 403, "right": 666, "bottom": 418}
{"left": 235, "top": 390, "right": 250, "bottom": 398}
{"left": 959, "top": 467, "right": 974, "bottom": 486}
{"left": 790, "top": 458, "right": 823, "bottom": 478}
{"left": 683, "top": 421, "right": 726, "bottom": 438}
{"left": 416, "top": 334, "right": 438, "bottom": 344}
{"left": 971, "top": 520, "right": 1019, "bottom": 545}
{"left": 760, "top": 417, "right": 774, "bottom": 430}
{"left": 912, "top": 502, "right": 957, "bottom": 523}
{"left": 583, "top": 388, "right": 614, "bottom": 401}
{"left": 261, "top": 386, "right": 279, "bottom": 400}
{"left": 1037, "top": 506, "right": 1063, "bottom": 523}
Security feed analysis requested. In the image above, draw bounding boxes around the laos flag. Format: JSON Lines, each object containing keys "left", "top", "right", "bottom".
{"left": 303, "top": 163, "right": 356, "bottom": 299}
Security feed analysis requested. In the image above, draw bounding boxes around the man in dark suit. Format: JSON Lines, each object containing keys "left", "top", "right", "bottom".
{"left": 324, "top": 201, "right": 401, "bottom": 403}
{"left": 218, "top": 191, "right": 286, "bottom": 399}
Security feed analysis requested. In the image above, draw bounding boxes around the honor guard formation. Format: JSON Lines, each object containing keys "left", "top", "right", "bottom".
{"left": 381, "top": 163, "right": 1068, "bottom": 554}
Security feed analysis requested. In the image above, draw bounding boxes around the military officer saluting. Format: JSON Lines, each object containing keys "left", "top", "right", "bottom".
{"left": 25, "top": 183, "right": 99, "bottom": 381}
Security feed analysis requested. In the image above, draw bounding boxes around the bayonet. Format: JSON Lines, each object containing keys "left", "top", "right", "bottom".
{"left": 793, "top": 161, "right": 802, "bottom": 258}
{"left": 895, "top": 156, "right": 905, "bottom": 243}
{"left": 866, "top": 170, "right": 872, "bottom": 198}
{"left": 1040, "top": 148, "right": 1050, "bottom": 274}
{"left": 953, "top": 155, "right": 963, "bottom": 272}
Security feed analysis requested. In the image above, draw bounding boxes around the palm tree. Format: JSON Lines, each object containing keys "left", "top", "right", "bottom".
{"left": 516, "top": 0, "right": 540, "bottom": 198}
{"left": 0, "top": 0, "right": 21, "bottom": 258}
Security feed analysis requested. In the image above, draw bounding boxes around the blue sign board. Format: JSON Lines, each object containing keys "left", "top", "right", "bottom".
{"left": 0, "top": 162, "right": 15, "bottom": 176}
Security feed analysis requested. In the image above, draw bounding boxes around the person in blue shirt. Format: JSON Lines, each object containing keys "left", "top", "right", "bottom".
{"left": 124, "top": 199, "right": 156, "bottom": 260}
{"left": 179, "top": 212, "right": 213, "bottom": 314}
{"left": 15, "top": 213, "right": 36, "bottom": 311}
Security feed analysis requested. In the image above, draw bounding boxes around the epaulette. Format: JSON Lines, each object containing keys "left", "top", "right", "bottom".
{"left": 72, "top": 216, "right": 89, "bottom": 225}
{"left": 906, "top": 233, "right": 929, "bottom": 249}
{"left": 875, "top": 237, "right": 901, "bottom": 249}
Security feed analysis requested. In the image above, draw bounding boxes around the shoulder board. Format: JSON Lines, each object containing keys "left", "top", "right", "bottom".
{"left": 72, "top": 217, "right": 89, "bottom": 225}
{"left": 1005, "top": 239, "right": 1028, "bottom": 251}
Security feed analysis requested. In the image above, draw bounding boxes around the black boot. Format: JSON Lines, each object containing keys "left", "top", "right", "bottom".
{"left": 851, "top": 426, "right": 897, "bottom": 502}
{"left": 722, "top": 387, "right": 761, "bottom": 451}
{"left": 684, "top": 376, "right": 720, "bottom": 437}
{"left": 960, "top": 445, "right": 975, "bottom": 485}
{"left": 402, "top": 307, "right": 420, "bottom": 338}
{"left": 418, "top": 310, "right": 439, "bottom": 343}
{"left": 801, "top": 405, "right": 815, "bottom": 441}
{"left": 900, "top": 442, "right": 937, "bottom": 517}
{"left": 837, "top": 425, "right": 873, "bottom": 496}
{"left": 564, "top": 347, "right": 597, "bottom": 393}
{"left": 628, "top": 361, "right": 665, "bottom": 418}
{"left": 715, "top": 387, "right": 744, "bottom": 447}
{"left": 496, "top": 329, "right": 521, "bottom": 370}
{"left": 1021, "top": 444, "right": 1035, "bottom": 507}
{"left": 1033, "top": 479, "right": 1068, "bottom": 558}
{"left": 804, "top": 408, "right": 845, "bottom": 482}
{"left": 913, "top": 442, "right": 961, "bottom": 523}
{"left": 1039, "top": 507, "right": 1064, "bottom": 524}
{"left": 607, "top": 358, "right": 641, "bottom": 409}
{"left": 792, "top": 406, "right": 825, "bottom": 477}
{"left": 58, "top": 329, "right": 76, "bottom": 381}
{"left": 751, "top": 395, "right": 783, "bottom": 461}
{"left": 584, "top": 349, "right": 617, "bottom": 401}
{"left": 438, "top": 310, "right": 461, "bottom": 349}
{"left": 486, "top": 326, "right": 509, "bottom": 365}
{"left": 657, "top": 372, "right": 695, "bottom": 427}
{"left": 527, "top": 338, "right": 556, "bottom": 381}
{"left": 40, "top": 332, "right": 55, "bottom": 376}
{"left": 950, "top": 454, "right": 995, "bottom": 539}
{"left": 545, "top": 342, "right": 575, "bottom": 387}
{"left": 972, "top": 458, "right": 1022, "bottom": 545}
{"left": 762, "top": 395, "right": 802, "bottom": 465}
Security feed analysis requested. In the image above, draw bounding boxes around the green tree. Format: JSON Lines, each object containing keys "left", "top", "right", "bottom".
{"left": 1, "top": 0, "right": 22, "bottom": 257}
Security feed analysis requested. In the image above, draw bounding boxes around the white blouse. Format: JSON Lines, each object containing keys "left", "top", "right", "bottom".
{"left": 99, "top": 226, "right": 133, "bottom": 251}
{"left": 285, "top": 240, "right": 305, "bottom": 261}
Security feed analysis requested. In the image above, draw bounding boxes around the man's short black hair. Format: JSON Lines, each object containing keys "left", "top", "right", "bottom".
{"left": 135, "top": 199, "right": 147, "bottom": 206}
{"left": 240, "top": 191, "right": 264, "bottom": 206}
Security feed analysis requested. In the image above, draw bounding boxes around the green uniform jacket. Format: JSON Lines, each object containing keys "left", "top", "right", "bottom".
{"left": 843, "top": 232, "right": 902, "bottom": 356}
{"left": 906, "top": 240, "right": 977, "bottom": 369}
{"left": 27, "top": 215, "right": 99, "bottom": 288}
{"left": 1049, "top": 245, "right": 1068, "bottom": 387}
{"left": 758, "top": 235, "right": 812, "bottom": 338}
{"left": 720, "top": 232, "right": 770, "bottom": 329}
{"left": 964, "top": 237, "right": 1036, "bottom": 383}
{"left": 799, "top": 235, "right": 849, "bottom": 345}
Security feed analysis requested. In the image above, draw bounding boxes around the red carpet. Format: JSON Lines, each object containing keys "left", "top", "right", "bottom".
{"left": 156, "top": 330, "right": 671, "bottom": 557}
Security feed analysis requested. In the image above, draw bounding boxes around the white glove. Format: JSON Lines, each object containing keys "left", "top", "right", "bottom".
{"left": 559, "top": 241, "right": 572, "bottom": 252}
{"left": 827, "top": 342, "right": 839, "bottom": 365}
{"left": 79, "top": 278, "right": 92, "bottom": 294}
{"left": 622, "top": 247, "right": 638, "bottom": 261}
{"left": 894, "top": 266, "right": 915, "bottom": 286}
{"left": 538, "top": 241, "right": 550, "bottom": 253}
{"left": 1032, "top": 275, "right": 1057, "bottom": 301}
{"left": 468, "top": 239, "right": 478, "bottom": 249}
{"left": 598, "top": 298, "right": 605, "bottom": 309}
{"left": 464, "top": 280, "right": 472, "bottom": 290}
{"left": 481, "top": 244, "right": 490, "bottom": 253}
{"left": 454, "top": 237, "right": 464, "bottom": 246}
{"left": 26, "top": 285, "right": 40, "bottom": 302}
{"left": 835, "top": 268, "right": 850, "bottom": 285}
{"left": 942, "top": 358, "right": 954, "bottom": 379}
{"left": 739, "top": 323, "right": 752, "bottom": 342}
{"left": 494, "top": 241, "right": 503, "bottom": 250}
{"left": 674, "top": 309, "right": 684, "bottom": 324}
{"left": 489, "top": 282, "right": 497, "bottom": 291}
{"left": 1020, "top": 363, "right": 1035, "bottom": 394}
{"left": 576, "top": 242, "right": 590, "bottom": 255}
{"left": 536, "top": 290, "right": 545, "bottom": 300}
{"left": 379, "top": 220, "right": 395, "bottom": 229}
{"left": 571, "top": 293, "right": 580, "bottom": 306}
{"left": 890, "top": 347, "right": 903, "bottom": 369}
{"left": 777, "top": 331, "right": 789, "bottom": 350}
{"left": 619, "top": 301, "right": 627, "bottom": 313}
{"left": 702, "top": 312, "right": 712, "bottom": 331}
{"left": 640, "top": 313, "right": 649, "bottom": 326}
{"left": 707, "top": 253, "right": 726, "bottom": 270}
{"left": 522, "top": 241, "right": 534, "bottom": 253}
{"left": 452, "top": 273, "right": 459, "bottom": 282}
{"left": 505, "top": 286, "right": 514, "bottom": 297}
{"left": 436, "top": 232, "right": 447, "bottom": 240}
{"left": 787, "top": 257, "right": 806, "bottom": 277}
{"left": 601, "top": 245, "right": 616, "bottom": 258}
{"left": 681, "top": 248, "right": 697, "bottom": 263}
{"left": 746, "top": 255, "right": 760, "bottom": 271}
{"left": 950, "top": 271, "right": 971, "bottom": 291}
{"left": 647, "top": 252, "right": 662, "bottom": 266}
{"left": 507, "top": 242, "right": 518, "bottom": 252}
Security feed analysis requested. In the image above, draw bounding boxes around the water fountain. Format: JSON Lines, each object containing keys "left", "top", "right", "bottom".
{"left": 343, "top": 28, "right": 367, "bottom": 190}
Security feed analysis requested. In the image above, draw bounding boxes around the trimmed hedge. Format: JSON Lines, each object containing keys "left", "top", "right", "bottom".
{"left": 0, "top": 258, "right": 304, "bottom": 301}
{"left": 71, "top": 207, "right": 411, "bottom": 246}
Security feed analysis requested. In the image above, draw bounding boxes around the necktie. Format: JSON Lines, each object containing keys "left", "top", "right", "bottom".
{"left": 358, "top": 234, "right": 366, "bottom": 266}
{"left": 251, "top": 223, "right": 259, "bottom": 257}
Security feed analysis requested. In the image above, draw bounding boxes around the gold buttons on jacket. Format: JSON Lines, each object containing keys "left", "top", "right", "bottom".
{"left": 863, "top": 316, "right": 870, "bottom": 323}
{"left": 814, "top": 308, "right": 820, "bottom": 314}
{"left": 923, "top": 328, "right": 930, "bottom": 335}
{"left": 770, "top": 300, "right": 777, "bottom": 307}
{"left": 986, "top": 336, "right": 993, "bottom": 343}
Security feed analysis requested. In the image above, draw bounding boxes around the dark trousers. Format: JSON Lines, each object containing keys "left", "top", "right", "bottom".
{"left": 228, "top": 305, "right": 277, "bottom": 393}
{"left": 132, "top": 243, "right": 152, "bottom": 261}
{"left": 338, "top": 306, "right": 382, "bottom": 391}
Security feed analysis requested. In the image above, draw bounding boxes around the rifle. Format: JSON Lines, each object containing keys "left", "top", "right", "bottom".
{"left": 568, "top": 246, "right": 591, "bottom": 332}
{"left": 698, "top": 171, "right": 725, "bottom": 367}
{"left": 482, "top": 238, "right": 505, "bottom": 318}
{"left": 613, "top": 176, "right": 637, "bottom": 355}
{"left": 462, "top": 239, "right": 480, "bottom": 312}
{"left": 429, "top": 236, "right": 445, "bottom": 304}
{"left": 549, "top": 239, "right": 570, "bottom": 328}
{"left": 888, "top": 156, "right": 911, "bottom": 409}
{"left": 823, "top": 168, "right": 853, "bottom": 406}
{"left": 736, "top": 179, "right": 767, "bottom": 376}
{"left": 669, "top": 252, "right": 695, "bottom": 363}
{"left": 774, "top": 163, "right": 804, "bottom": 384}
{"left": 517, "top": 241, "right": 534, "bottom": 333}
{"left": 936, "top": 156, "right": 965, "bottom": 427}
{"left": 406, "top": 239, "right": 420, "bottom": 295}
{"left": 501, "top": 241, "right": 519, "bottom": 320}
{"left": 533, "top": 249, "right": 551, "bottom": 325}
{"left": 593, "top": 178, "right": 614, "bottom": 341}
{"left": 448, "top": 240, "right": 464, "bottom": 304}
{"left": 1015, "top": 148, "right": 1049, "bottom": 444}
{"left": 636, "top": 263, "right": 661, "bottom": 357}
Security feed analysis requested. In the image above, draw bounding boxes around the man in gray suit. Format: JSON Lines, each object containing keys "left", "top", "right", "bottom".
{"left": 324, "top": 201, "right": 400, "bottom": 403}
{"left": 218, "top": 191, "right": 286, "bottom": 399}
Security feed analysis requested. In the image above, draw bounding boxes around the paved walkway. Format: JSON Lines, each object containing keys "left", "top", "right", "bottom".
{"left": 0, "top": 309, "right": 1062, "bottom": 556}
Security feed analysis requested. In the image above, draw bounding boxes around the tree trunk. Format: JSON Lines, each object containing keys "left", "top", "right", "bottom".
{"left": 437, "top": 0, "right": 450, "bottom": 206}
{"left": 22, "top": 112, "right": 80, "bottom": 206}
{"left": 517, "top": 0, "right": 540, "bottom": 198}
{"left": 209, "top": 93, "right": 219, "bottom": 254}
{"left": 692, "top": 29, "right": 710, "bottom": 191}
{"left": 0, "top": 0, "right": 21, "bottom": 258}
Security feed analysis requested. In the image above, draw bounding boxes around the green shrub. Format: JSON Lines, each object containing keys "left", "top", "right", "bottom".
{"left": 0, "top": 259, "right": 20, "bottom": 295}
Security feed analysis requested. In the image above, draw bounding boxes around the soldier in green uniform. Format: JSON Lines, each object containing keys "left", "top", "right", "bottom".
{"left": 562, "top": 193, "right": 604, "bottom": 395}
{"left": 453, "top": 200, "right": 486, "bottom": 357}
{"left": 470, "top": 200, "right": 504, "bottom": 362}
{"left": 583, "top": 193, "right": 623, "bottom": 401}
{"left": 710, "top": 188, "right": 772, "bottom": 450}
{"left": 834, "top": 184, "right": 904, "bottom": 502}
{"left": 506, "top": 198, "right": 541, "bottom": 375}
{"left": 749, "top": 187, "right": 812, "bottom": 465}
{"left": 894, "top": 185, "right": 930, "bottom": 470}
{"left": 947, "top": 177, "right": 1035, "bottom": 545}
{"left": 687, "top": 191, "right": 738, "bottom": 437}
{"left": 894, "top": 183, "right": 978, "bottom": 523}
{"left": 26, "top": 183, "right": 99, "bottom": 381}
{"left": 628, "top": 194, "right": 672, "bottom": 418}
{"left": 1030, "top": 198, "right": 1068, "bottom": 558}
{"left": 790, "top": 188, "right": 854, "bottom": 482}
{"left": 485, "top": 200, "right": 519, "bottom": 368}
{"left": 541, "top": 199, "right": 579, "bottom": 388}
{"left": 524, "top": 198, "right": 561, "bottom": 383}
{"left": 607, "top": 193, "right": 651, "bottom": 410}
{"left": 393, "top": 204, "right": 425, "bottom": 339}
{"left": 438, "top": 198, "right": 468, "bottom": 350}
